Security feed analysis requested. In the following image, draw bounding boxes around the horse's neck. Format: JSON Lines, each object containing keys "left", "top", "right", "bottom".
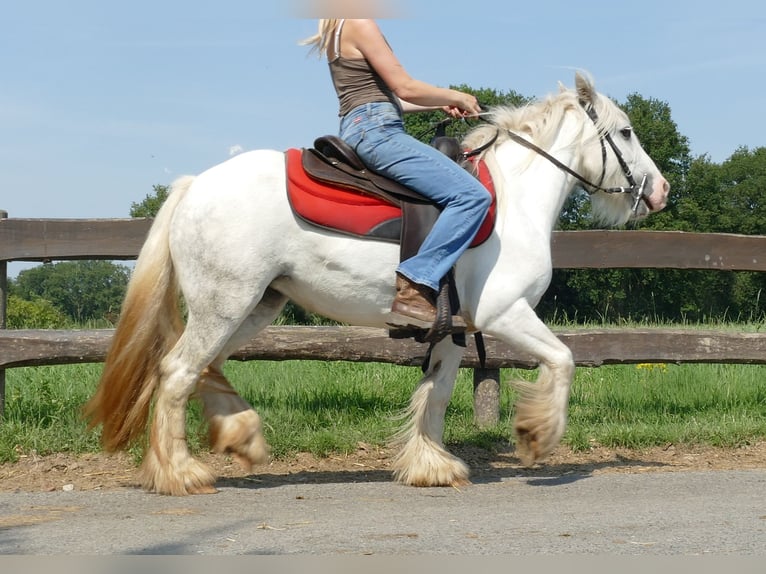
{"left": 490, "top": 141, "right": 576, "bottom": 235}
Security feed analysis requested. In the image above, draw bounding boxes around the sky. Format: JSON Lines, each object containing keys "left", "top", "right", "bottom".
{"left": 2, "top": 0, "right": 764, "bottom": 276}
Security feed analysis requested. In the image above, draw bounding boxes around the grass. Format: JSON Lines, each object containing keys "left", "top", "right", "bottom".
{"left": 566, "top": 362, "right": 766, "bottom": 450}
{"left": 1, "top": 364, "right": 104, "bottom": 459}
{"left": 2, "top": 356, "right": 765, "bottom": 464}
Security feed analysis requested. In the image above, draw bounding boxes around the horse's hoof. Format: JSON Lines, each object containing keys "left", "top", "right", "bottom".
{"left": 514, "top": 427, "right": 540, "bottom": 467}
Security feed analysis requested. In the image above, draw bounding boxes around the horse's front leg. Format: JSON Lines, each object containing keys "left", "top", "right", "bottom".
{"left": 391, "top": 338, "right": 470, "bottom": 487}
{"left": 488, "top": 301, "right": 574, "bottom": 466}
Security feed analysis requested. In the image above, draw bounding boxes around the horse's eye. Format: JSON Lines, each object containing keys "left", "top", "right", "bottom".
{"left": 620, "top": 127, "right": 633, "bottom": 139}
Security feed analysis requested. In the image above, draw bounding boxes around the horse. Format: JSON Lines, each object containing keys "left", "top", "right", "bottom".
{"left": 84, "top": 72, "right": 669, "bottom": 495}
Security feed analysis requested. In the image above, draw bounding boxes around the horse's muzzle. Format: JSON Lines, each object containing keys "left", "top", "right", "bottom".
{"left": 646, "top": 175, "right": 670, "bottom": 212}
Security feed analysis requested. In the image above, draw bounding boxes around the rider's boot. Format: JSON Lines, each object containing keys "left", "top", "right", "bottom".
{"left": 387, "top": 273, "right": 466, "bottom": 332}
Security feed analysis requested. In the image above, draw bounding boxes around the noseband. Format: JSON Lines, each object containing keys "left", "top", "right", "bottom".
{"left": 502, "top": 100, "right": 650, "bottom": 214}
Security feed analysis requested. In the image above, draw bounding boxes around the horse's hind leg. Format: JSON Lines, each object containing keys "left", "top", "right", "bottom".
{"left": 391, "top": 338, "right": 470, "bottom": 487}
{"left": 195, "top": 288, "right": 288, "bottom": 471}
{"left": 140, "top": 290, "right": 285, "bottom": 495}
{"left": 141, "top": 329, "right": 223, "bottom": 495}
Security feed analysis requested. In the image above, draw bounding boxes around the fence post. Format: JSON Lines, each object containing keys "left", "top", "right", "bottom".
{"left": 0, "top": 210, "right": 7, "bottom": 419}
{"left": 473, "top": 367, "right": 500, "bottom": 427}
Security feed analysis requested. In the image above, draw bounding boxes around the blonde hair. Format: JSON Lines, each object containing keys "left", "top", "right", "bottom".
{"left": 299, "top": 19, "right": 341, "bottom": 58}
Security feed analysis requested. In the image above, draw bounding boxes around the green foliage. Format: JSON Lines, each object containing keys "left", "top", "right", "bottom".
{"left": 568, "top": 362, "right": 766, "bottom": 449}
{"left": 130, "top": 184, "right": 169, "bottom": 218}
{"left": 1, "top": 365, "right": 103, "bottom": 459}
{"left": 678, "top": 147, "right": 766, "bottom": 235}
{"left": 620, "top": 94, "right": 691, "bottom": 231}
{"left": 622, "top": 94, "right": 691, "bottom": 187}
{"left": 12, "top": 261, "right": 131, "bottom": 323}
{"left": 5, "top": 294, "right": 72, "bottom": 329}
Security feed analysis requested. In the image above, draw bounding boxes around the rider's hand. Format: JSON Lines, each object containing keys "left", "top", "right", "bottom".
{"left": 442, "top": 105, "right": 465, "bottom": 119}
{"left": 445, "top": 92, "right": 482, "bottom": 118}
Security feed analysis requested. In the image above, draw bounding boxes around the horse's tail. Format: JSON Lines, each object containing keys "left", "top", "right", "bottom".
{"left": 83, "top": 175, "right": 195, "bottom": 451}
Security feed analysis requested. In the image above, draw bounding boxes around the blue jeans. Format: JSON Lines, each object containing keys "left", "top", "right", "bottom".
{"left": 339, "top": 102, "right": 492, "bottom": 292}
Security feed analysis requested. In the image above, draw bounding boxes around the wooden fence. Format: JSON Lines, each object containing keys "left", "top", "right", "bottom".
{"left": 2, "top": 212, "right": 766, "bottom": 423}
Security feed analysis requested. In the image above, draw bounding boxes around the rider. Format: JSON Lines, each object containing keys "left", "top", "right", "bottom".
{"left": 301, "top": 19, "right": 491, "bottom": 333}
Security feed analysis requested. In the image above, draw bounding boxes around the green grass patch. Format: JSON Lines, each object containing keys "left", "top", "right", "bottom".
{"left": 2, "top": 358, "right": 765, "bottom": 464}
{"left": 566, "top": 362, "right": 766, "bottom": 449}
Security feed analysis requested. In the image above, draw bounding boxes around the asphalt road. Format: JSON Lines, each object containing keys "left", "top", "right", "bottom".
{"left": 1, "top": 469, "right": 765, "bottom": 555}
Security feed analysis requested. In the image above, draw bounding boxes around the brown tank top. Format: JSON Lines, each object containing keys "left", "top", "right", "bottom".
{"left": 328, "top": 20, "right": 399, "bottom": 117}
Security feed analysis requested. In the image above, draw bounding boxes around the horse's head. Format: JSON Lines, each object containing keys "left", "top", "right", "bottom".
{"left": 574, "top": 72, "right": 669, "bottom": 225}
{"left": 461, "top": 72, "right": 669, "bottom": 227}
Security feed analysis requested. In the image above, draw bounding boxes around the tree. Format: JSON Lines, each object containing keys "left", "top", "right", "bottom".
{"left": 12, "top": 261, "right": 131, "bottom": 324}
{"left": 5, "top": 295, "right": 71, "bottom": 329}
{"left": 678, "top": 147, "right": 766, "bottom": 319}
{"left": 130, "top": 184, "right": 169, "bottom": 218}
{"left": 623, "top": 94, "right": 691, "bottom": 188}
{"left": 717, "top": 147, "right": 766, "bottom": 235}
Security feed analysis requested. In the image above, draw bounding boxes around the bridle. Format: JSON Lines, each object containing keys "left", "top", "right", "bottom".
{"left": 466, "top": 100, "right": 650, "bottom": 214}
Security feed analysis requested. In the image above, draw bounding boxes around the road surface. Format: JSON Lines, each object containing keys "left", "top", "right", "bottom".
{"left": 1, "top": 468, "right": 765, "bottom": 555}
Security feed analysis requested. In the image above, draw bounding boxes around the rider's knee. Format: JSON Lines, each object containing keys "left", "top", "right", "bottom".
{"left": 473, "top": 187, "right": 493, "bottom": 210}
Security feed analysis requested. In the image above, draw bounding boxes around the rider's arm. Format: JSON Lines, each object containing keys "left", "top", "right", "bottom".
{"left": 398, "top": 98, "right": 467, "bottom": 119}
{"left": 345, "top": 19, "right": 480, "bottom": 115}
{"left": 397, "top": 99, "right": 442, "bottom": 113}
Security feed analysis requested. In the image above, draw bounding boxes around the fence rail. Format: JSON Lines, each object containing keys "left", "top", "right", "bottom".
{"left": 3, "top": 326, "right": 766, "bottom": 371}
{"left": 2, "top": 214, "right": 766, "bottom": 422}
{"left": 3, "top": 216, "right": 766, "bottom": 270}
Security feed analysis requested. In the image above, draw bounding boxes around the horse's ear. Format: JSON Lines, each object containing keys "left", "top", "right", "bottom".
{"left": 557, "top": 81, "right": 567, "bottom": 93}
{"left": 575, "top": 71, "right": 595, "bottom": 105}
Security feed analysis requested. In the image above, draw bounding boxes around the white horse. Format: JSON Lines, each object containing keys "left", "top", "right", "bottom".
{"left": 85, "top": 73, "right": 669, "bottom": 495}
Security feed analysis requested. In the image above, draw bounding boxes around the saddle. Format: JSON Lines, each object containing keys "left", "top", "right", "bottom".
{"left": 303, "top": 135, "right": 443, "bottom": 261}
{"left": 291, "top": 134, "right": 496, "bottom": 346}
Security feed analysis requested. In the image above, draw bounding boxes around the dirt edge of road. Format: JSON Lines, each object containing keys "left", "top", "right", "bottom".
{"left": 2, "top": 441, "right": 765, "bottom": 493}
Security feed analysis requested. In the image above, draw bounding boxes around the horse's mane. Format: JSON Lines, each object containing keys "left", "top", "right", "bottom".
{"left": 461, "top": 79, "right": 623, "bottom": 163}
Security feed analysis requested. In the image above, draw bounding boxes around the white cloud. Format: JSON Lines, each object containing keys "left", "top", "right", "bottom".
{"left": 229, "top": 144, "right": 244, "bottom": 157}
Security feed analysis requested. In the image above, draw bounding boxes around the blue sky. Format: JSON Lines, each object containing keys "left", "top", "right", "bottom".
{"left": 2, "top": 1, "right": 764, "bottom": 274}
